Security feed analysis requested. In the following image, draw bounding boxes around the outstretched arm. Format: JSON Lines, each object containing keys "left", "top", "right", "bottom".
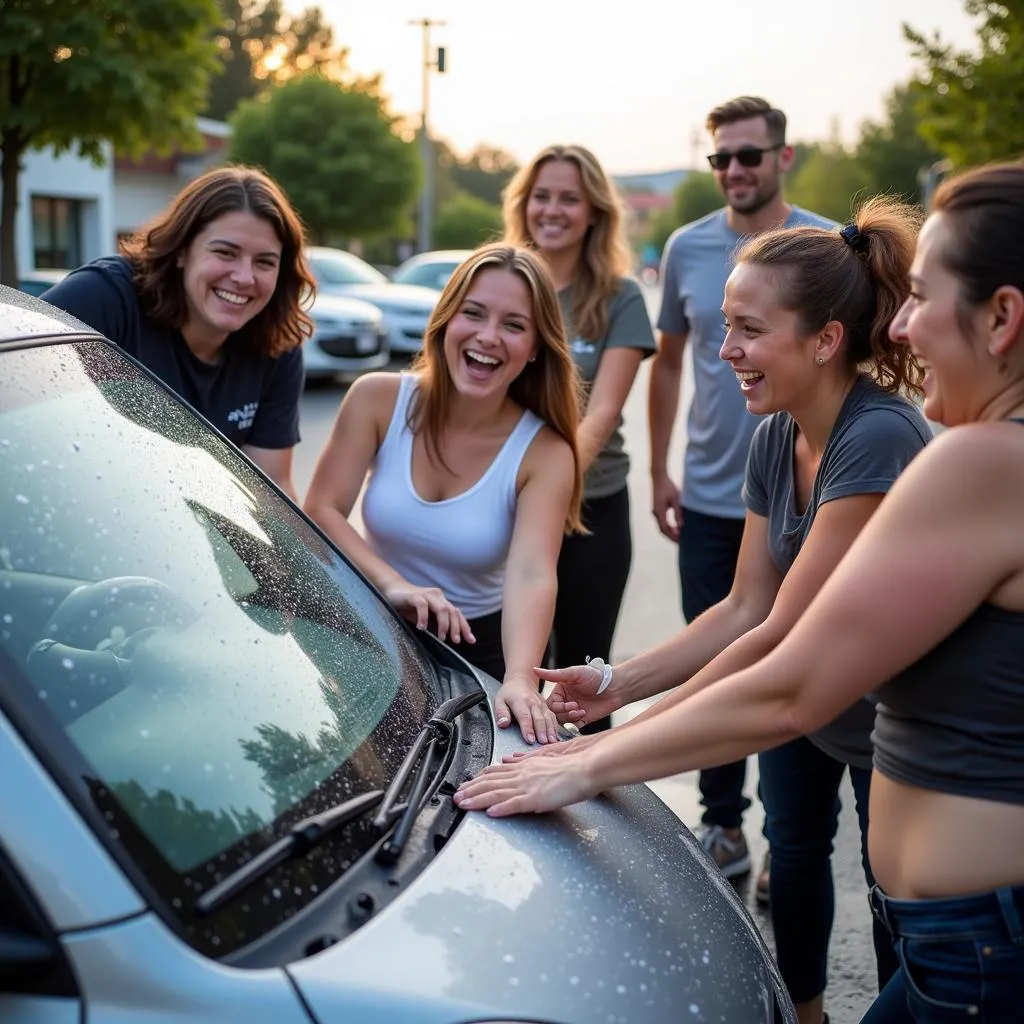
{"left": 493, "top": 430, "right": 578, "bottom": 745}
{"left": 457, "top": 426, "right": 1021, "bottom": 814}
{"left": 539, "top": 511, "right": 781, "bottom": 726}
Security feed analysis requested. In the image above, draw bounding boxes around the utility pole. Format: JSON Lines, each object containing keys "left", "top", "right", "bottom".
{"left": 690, "top": 126, "right": 703, "bottom": 172}
{"left": 408, "top": 17, "right": 447, "bottom": 253}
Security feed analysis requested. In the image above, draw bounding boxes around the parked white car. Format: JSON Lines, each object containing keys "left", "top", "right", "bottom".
{"left": 390, "top": 250, "right": 472, "bottom": 293}
{"left": 304, "top": 292, "right": 389, "bottom": 380}
{"left": 306, "top": 247, "right": 438, "bottom": 356}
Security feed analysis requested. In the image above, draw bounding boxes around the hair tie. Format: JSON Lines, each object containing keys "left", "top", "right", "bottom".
{"left": 840, "top": 223, "right": 870, "bottom": 256}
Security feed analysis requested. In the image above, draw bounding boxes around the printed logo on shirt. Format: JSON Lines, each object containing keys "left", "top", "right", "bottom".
{"left": 571, "top": 338, "right": 596, "bottom": 355}
{"left": 227, "top": 401, "right": 259, "bottom": 431}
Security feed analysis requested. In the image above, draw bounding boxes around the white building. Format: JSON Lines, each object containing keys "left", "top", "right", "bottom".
{"left": 7, "top": 119, "right": 231, "bottom": 277}
{"left": 15, "top": 143, "right": 116, "bottom": 275}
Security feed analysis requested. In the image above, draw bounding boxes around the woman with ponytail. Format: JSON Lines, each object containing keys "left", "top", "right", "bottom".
{"left": 457, "top": 197, "right": 932, "bottom": 1024}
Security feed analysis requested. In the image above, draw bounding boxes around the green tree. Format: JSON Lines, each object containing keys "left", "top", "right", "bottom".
{"left": 905, "top": 0, "right": 1024, "bottom": 166}
{"left": 433, "top": 193, "right": 503, "bottom": 249}
{"left": 0, "top": 0, "right": 221, "bottom": 286}
{"left": 648, "top": 173, "right": 723, "bottom": 254}
{"left": 449, "top": 144, "right": 519, "bottom": 206}
{"left": 205, "top": 0, "right": 348, "bottom": 122}
{"left": 787, "top": 143, "right": 873, "bottom": 223}
{"left": 855, "top": 83, "right": 941, "bottom": 203}
{"left": 228, "top": 74, "right": 420, "bottom": 243}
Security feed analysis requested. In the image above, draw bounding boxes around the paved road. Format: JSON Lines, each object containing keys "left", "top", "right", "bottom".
{"left": 291, "top": 289, "right": 882, "bottom": 1023}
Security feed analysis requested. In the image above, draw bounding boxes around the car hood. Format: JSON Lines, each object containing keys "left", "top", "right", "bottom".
{"left": 287, "top": 713, "right": 792, "bottom": 1024}
{"left": 320, "top": 282, "right": 438, "bottom": 315}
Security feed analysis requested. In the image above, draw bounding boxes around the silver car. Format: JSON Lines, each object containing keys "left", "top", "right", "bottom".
{"left": 0, "top": 288, "right": 794, "bottom": 1023}
{"left": 304, "top": 292, "right": 390, "bottom": 380}
{"left": 391, "top": 250, "right": 472, "bottom": 293}
{"left": 306, "top": 247, "right": 438, "bottom": 357}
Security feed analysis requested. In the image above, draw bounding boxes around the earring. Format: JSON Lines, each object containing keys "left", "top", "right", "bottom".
{"left": 817, "top": 357, "right": 825, "bottom": 365}
{"left": 528, "top": 356, "right": 537, "bottom": 363}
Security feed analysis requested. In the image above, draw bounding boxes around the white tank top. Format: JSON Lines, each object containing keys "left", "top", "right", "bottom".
{"left": 362, "top": 374, "right": 546, "bottom": 619}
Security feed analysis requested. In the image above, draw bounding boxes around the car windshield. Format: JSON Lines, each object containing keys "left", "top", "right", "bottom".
{"left": 308, "top": 250, "right": 388, "bottom": 287}
{"left": 392, "top": 261, "right": 459, "bottom": 291}
{"left": 0, "top": 341, "right": 442, "bottom": 946}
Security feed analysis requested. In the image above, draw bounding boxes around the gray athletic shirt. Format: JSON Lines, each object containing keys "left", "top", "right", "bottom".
{"left": 658, "top": 206, "right": 836, "bottom": 519}
{"left": 559, "top": 277, "right": 656, "bottom": 499}
{"left": 742, "top": 376, "right": 932, "bottom": 767}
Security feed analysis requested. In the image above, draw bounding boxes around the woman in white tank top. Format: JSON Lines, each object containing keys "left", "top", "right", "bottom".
{"left": 305, "top": 244, "right": 585, "bottom": 745}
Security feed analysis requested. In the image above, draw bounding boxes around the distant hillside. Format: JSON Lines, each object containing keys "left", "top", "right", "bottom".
{"left": 613, "top": 168, "right": 691, "bottom": 196}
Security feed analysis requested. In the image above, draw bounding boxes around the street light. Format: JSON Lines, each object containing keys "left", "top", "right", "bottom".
{"left": 408, "top": 17, "right": 447, "bottom": 253}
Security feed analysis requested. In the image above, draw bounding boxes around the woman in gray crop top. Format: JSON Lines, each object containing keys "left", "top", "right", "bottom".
{"left": 458, "top": 198, "right": 932, "bottom": 1021}
{"left": 305, "top": 244, "right": 586, "bottom": 749}
{"left": 458, "top": 163, "right": 1024, "bottom": 1023}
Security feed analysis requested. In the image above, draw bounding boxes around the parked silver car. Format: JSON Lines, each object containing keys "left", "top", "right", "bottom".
{"left": 391, "top": 250, "right": 472, "bottom": 293}
{"left": 305, "top": 292, "right": 389, "bottom": 380}
{"left": 306, "top": 246, "right": 438, "bottom": 357}
{"left": 0, "top": 287, "right": 794, "bottom": 1023}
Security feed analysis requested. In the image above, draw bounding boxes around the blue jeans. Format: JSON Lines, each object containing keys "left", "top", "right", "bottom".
{"left": 759, "top": 736, "right": 899, "bottom": 1003}
{"left": 861, "top": 884, "right": 1024, "bottom": 1023}
{"left": 678, "top": 507, "right": 750, "bottom": 828}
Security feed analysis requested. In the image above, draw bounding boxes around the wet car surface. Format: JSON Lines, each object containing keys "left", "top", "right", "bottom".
{"left": 0, "top": 285, "right": 795, "bottom": 1023}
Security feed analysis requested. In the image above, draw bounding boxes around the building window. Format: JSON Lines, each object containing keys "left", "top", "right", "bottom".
{"left": 32, "top": 196, "right": 83, "bottom": 269}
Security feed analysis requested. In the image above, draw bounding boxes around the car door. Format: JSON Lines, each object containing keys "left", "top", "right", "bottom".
{"left": 0, "top": 847, "right": 81, "bottom": 1024}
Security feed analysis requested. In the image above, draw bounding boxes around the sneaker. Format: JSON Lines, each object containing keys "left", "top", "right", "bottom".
{"left": 695, "top": 824, "right": 751, "bottom": 879}
{"left": 755, "top": 850, "right": 770, "bottom": 906}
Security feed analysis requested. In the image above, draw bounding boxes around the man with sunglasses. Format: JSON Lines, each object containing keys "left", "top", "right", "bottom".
{"left": 649, "top": 95, "right": 835, "bottom": 888}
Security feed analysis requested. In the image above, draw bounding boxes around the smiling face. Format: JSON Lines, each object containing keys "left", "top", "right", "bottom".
{"left": 720, "top": 262, "right": 823, "bottom": 415}
{"left": 888, "top": 214, "right": 986, "bottom": 426}
{"left": 442, "top": 267, "right": 539, "bottom": 399}
{"left": 525, "top": 159, "right": 593, "bottom": 262}
{"left": 177, "top": 210, "right": 283, "bottom": 353}
{"left": 711, "top": 116, "right": 790, "bottom": 216}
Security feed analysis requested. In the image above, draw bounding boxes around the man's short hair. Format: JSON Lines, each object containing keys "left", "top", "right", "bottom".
{"left": 706, "top": 96, "right": 787, "bottom": 146}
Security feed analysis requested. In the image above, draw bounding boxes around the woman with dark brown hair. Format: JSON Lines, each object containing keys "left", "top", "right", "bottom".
{"left": 459, "top": 198, "right": 935, "bottom": 1024}
{"left": 305, "top": 243, "right": 584, "bottom": 745}
{"left": 42, "top": 165, "right": 314, "bottom": 499}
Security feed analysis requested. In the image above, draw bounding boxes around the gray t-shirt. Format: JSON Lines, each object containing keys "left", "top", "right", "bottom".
{"left": 742, "top": 376, "right": 932, "bottom": 767}
{"left": 560, "top": 276, "right": 656, "bottom": 500}
{"left": 658, "top": 206, "right": 836, "bottom": 519}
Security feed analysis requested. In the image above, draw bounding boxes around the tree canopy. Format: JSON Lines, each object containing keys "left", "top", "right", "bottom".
{"left": 228, "top": 74, "right": 420, "bottom": 243}
{"left": 905, "top": 0, "right": 1024, "bottom": 167}
{"left": 433, "top": 193, "right": 504, "bottom": 249}
{"left": 0, "top": 0, "right": 221, "bottom": 284}
{"left": 205, "top": 0, "right": 348, "bottom": 121}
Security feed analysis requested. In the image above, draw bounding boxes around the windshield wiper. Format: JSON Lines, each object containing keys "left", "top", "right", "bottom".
{"left": 196, "top": 788, "right": 395, "bottom": 916}
{"left": 375, "top": 691, "right": 486, "bottom": 865}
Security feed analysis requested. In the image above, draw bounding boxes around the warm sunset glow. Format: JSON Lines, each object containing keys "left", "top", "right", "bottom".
{"left": 319, "top": 0, "right": 978, "bottom": 173}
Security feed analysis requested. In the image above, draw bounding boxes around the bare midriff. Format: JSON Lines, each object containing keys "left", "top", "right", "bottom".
{"left": 869, "top": 772, "right": 1024, "bottom": 899}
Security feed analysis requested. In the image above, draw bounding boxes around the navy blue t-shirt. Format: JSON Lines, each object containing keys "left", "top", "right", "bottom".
{"left": 42, "top": 256, "right": 303, "bottom": 450}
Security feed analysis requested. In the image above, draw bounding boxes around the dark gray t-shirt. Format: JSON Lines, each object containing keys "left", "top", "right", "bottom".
{"left": 742, "top": 376, "right": 932, "bottom": 767}
{"left": 659, "top": 206, "right": 836, "bottom": 518}
{"left": 559, "top": 276, "right": 656, "bottom": 500}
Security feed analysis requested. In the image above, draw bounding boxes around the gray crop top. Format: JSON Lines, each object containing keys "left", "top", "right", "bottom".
{"left": 872, "top": 423, "right": 1024, "bottom": 807}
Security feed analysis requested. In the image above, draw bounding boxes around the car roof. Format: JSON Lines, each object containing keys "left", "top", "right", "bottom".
{"left": 398, "top": 250, "right": 471, "bottom": 267}
{"left": 0, "top": 284, "right": 102, "bottom": 344}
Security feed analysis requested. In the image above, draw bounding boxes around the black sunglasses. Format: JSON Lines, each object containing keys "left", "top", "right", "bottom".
{"left": 706, "top": 145, "right": 783, "bottom": 171}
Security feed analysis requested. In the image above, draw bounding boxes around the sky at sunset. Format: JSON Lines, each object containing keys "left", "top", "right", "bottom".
{"left": 318, "top": 0, "right": 979, "bottom": 174}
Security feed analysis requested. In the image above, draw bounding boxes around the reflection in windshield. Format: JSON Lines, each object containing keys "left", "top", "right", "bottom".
{"left": 0, "top": 343, "right": 437, "bottom": 876}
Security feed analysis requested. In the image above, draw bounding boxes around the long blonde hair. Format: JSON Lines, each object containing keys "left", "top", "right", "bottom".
{"left": 409, "top": 243, "right": 584, "bottom": 533}
{"left": 503, "top": 144, "right": 633, "bottom": 341}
